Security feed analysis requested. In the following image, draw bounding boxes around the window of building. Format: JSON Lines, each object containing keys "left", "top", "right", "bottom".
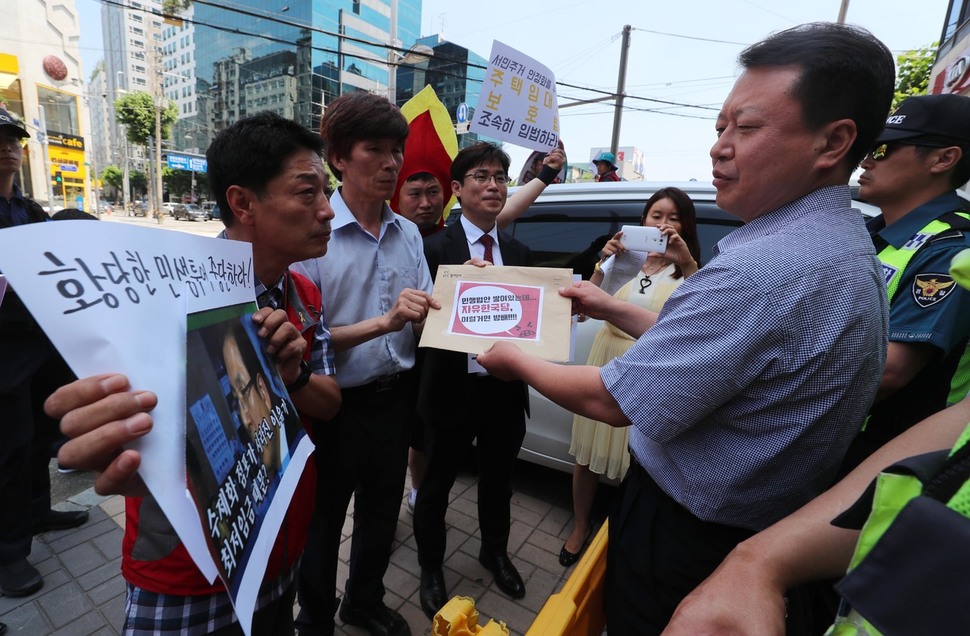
{"left": 943, "top": 0, "right": 970, "bottom": 46}
{"left": 37, "top": 86, "right": 80, "bottom": 136}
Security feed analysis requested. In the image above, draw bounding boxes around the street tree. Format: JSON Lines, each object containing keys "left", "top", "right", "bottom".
{"left": 162, "top": 0, "right": 192, "bottom": 14}
{"left": 101, "top": 165, "right": 123, "bottom": 192}
{"left": 115, "top": 91, "right": 178, "bottom": 146}
{"left": 893, "top": 43, "right": 937, "bottom": 110}
{"left": 163, "top": 167, "right": 207, "bottom": 201}
{"left": 130, "top": 170, "right": 148, "bottom": 194}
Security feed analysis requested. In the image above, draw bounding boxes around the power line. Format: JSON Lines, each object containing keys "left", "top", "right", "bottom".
{"left": 629, "top": 26, "right": 750, "bottom": 47}
{"left": 92, "top": 0, "right": 725, "bottom": 119}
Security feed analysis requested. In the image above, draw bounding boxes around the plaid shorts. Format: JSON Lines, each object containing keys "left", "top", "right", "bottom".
{"left": 122, "top": 567, "right": 296, "bottom": 635}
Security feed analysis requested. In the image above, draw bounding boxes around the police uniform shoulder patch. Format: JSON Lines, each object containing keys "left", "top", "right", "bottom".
{"left": 913, "top": 273, "right": 957, "bottom": 308}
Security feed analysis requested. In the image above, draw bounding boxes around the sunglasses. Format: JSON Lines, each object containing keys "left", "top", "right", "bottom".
{"left": 867, "top": 140, "right": 951, "bottom": 162}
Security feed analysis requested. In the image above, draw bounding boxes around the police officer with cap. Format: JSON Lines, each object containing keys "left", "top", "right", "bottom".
{"left": 840, "top": 93, "right": 970, "bottom": 473}
{"left": 0, "top": 106, "right": 87, "bottom": 600}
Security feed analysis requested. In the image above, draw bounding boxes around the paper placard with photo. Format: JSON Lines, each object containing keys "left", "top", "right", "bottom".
{"left": 186, "top": 303, "right": 312, "bottom": 635}
{"left": 421, "top": 265, "right": 573, "bottom": 361}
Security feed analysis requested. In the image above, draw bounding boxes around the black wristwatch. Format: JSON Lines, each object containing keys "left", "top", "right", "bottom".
{"left": 285, "top": 360, "right": 312, "bottom": 394}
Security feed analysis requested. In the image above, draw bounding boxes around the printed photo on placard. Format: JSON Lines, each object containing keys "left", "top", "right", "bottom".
{"left": 185, "top": 301, "right": 309, "bottom": 622}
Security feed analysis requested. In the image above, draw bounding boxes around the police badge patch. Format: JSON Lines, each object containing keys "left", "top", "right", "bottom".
{"left": 913, "top": 273, "right": 957, "bottom": 308}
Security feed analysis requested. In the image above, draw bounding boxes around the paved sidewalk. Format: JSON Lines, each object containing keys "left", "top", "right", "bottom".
{"left": 1, "top": 462, "right": 611, "bottom": 635}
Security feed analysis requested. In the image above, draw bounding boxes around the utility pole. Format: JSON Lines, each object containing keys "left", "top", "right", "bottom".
{"left": 610, "top": 25, "right": 632, "bottom": 159}
{"left": 151, "top": 13, "right": 164, "bottom": 224}
{"left": 116, "top": 71, "right": 130, "bottom": 212}
{"left": 37, "top": 105, "right": 55, "bottom": 209}
{"left": 837, "top": 0, "right": 850, "bottom": 23}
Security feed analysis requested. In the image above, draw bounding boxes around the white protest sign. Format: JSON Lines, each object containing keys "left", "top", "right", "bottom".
{"left": 470, "top": 41, "right": 560, "bottom": 151}
{"left": 0, "top": 221, "right": 257, "bottom": 584}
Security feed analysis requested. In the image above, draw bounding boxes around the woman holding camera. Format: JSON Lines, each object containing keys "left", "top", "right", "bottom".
{"left": 560, "top": 187, "right": 701, "bottom": 567}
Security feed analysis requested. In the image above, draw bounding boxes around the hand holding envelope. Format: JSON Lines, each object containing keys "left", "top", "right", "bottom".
{"left": 420, "top": 265, "right": 573, "bottom": 362}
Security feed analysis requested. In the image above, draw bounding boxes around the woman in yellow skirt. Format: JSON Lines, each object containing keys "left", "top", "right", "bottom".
{"left": 559, "top": 187, "right": 702, "bottom": 567}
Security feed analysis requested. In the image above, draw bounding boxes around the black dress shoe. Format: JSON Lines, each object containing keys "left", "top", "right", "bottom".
{"left": 0, "top": 558, "right": 43, "bottom": 597}
{"left": 31, "top": 509, "right": 89, "bottom": 535}
{"left": 339, "top": 600, "right": 411, "bottom": 636}
{"left": 558, "top": 525, "right": 594, "bottom": 568}
{"left": 419, "top": 568, "right": 448, "bottom": 620}
{"left": 478, "top": 550, "right": 525, "bottom": 599}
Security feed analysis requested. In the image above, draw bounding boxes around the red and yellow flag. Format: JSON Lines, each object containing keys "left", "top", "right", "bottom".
{"left": 391, "top": 85, "right": 459, "bottom": 226}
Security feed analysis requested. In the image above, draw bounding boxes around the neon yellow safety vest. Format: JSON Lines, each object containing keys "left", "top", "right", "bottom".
{"left": 827, "top": 422, "right": 970, "bottom": 636}
{"left": 876, "top": 211, "right": 970, "bottom": 404}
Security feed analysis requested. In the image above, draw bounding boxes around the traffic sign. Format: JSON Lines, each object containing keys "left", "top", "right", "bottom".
{"left": 456, "top": 102, "right": 468, "bottom": 124}
{"left": 166, "top": 152, "right": 207, "bottom": 173}
{"left": 59, "top": 164, "right": 78, "bottom": 172}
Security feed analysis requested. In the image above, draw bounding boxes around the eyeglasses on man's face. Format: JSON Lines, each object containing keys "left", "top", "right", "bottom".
{"left": 463, "top": 171, "right": 509, "bottom": 186}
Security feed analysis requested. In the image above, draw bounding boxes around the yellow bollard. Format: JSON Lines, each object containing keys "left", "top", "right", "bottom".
{"left": 432, "top": 596, "right": 509, "bottom": 636}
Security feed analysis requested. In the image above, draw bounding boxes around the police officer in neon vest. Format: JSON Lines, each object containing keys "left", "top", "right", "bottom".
{"left": 839, "top": 94, "right": 970, "bottom": 474}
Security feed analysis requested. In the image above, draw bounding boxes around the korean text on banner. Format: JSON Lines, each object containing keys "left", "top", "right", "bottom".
{"left": 0, "top": 221, "right": 260, "bottom": 587}
{"left": 470, "top": 40, "right": 560, "bottom": 152}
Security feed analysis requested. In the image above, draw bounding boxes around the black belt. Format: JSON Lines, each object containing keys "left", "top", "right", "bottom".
{"left": 342, "top": 371, "right": 412, "bottom": 396}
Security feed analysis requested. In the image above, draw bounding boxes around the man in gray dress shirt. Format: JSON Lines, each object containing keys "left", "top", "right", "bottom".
{"left": 478, "top": 22, "right": 894, "bottom": 635}
{"left": 297, "top": 92, "right": 437, "bottom": 636}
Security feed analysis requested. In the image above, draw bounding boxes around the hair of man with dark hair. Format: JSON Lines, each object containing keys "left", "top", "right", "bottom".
{"left": 222, "top": 319, "right": 265, "bottom": 381}
{"left": 450, "top": 142, "right": 511, "bottom": 183}
{"left": 640, "top": 187, "right": 702, "bottom": 279}
{"left": 206, "top": 111, "right": 323, "bottom": 229}
{"left": 739, "top": 22, "right": 895, "bottom": 171}
{"left": 51, "top": 208, "right": 98, "bottom": 221}
{"left": 318, "top": 91, "right": 409, "bottom": 181}
{"left": 405, "top": 171, "right": 438, "bottom": 184}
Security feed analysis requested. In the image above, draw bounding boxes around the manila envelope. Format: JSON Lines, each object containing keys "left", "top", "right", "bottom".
{"left": 421, "top": 265, "right": 573, "bottom": 362}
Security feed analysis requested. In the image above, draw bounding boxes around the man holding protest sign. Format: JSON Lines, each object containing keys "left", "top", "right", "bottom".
{"left": 44, "top": 111, "right": 341, "bottom": 634}
{"left": 414, "top": 142, "right": 533, "bottom": 619}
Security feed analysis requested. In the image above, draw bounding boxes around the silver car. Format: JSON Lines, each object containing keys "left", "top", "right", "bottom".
{"left": 174, "top": 203, "right": 207, "bottom": 221}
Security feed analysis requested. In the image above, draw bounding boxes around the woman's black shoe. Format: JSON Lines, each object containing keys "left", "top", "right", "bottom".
{"left": 558, "top": 525, "right": 594, "bottom": 567}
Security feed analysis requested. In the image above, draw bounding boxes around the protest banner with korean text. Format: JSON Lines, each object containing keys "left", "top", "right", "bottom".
{"left": 471, "top": 40, "right": 560, "bottom": 152}
{"left": 0, "top": 222, "right": 303, "bottom": 634}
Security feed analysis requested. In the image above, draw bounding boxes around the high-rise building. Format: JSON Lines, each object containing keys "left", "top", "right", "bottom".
{"left": 184, "top": 0, "right": 421, "bottom": 153}
{"left": 161, "top": 5, "right": 198, "bottom": 148}
{"left": 396, "top": 34, "right": 487, "bottom": 150}
{"left": 86, "top": 62, "right": 113, "bottom": 179}
{"left": 102, "top": 0, "right": 164, "bottom": 194}
{"left": 0, "top": 0, "right": 94, "bottom": 209}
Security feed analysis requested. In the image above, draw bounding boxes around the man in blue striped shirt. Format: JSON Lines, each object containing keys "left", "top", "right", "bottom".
{"left": 478, "top": 22, "right": 894, "bottom": 635}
